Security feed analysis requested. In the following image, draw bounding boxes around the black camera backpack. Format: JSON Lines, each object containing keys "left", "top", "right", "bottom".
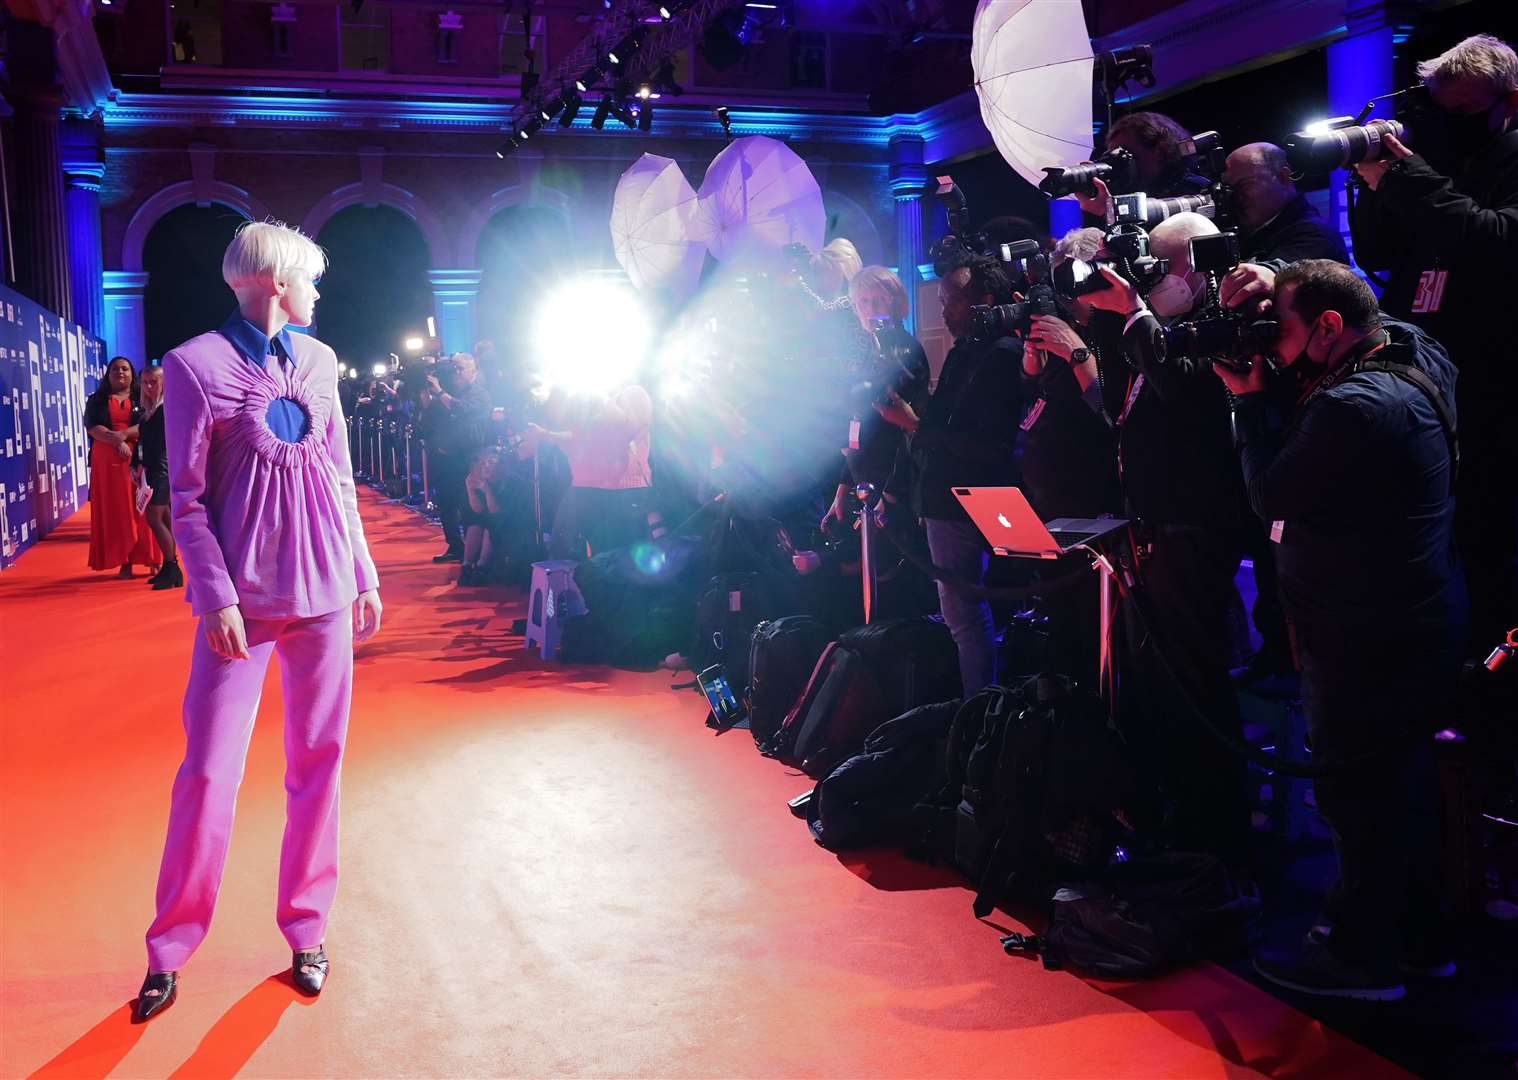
{"left": 745, "top": 616, "right": 834, "bottom": 749}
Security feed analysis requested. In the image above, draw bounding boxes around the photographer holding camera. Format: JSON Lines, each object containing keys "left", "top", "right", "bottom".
{"left": 1073, "top": 111, "right": 1212, "bottom": 224}
{"left": 1349, "top": 33, "right": 1518, "bottom": 655}
{"left": 1019, "top": 227, "right": 1121, "bottom": 521}
{"left": 422, "top": 351, "right": 491, "bottom": 564}
{"left": 1220, "top": 142, "right": 1350, "bottom": 683}
{"left": 1223, "top": 143, "right": 1350, "bottom": 265}
{"left": 822, "top": 266, "right": 931, "bottom": 529}
{"left": 1214, "top": 260, "right": 1460, "bottom": 1001}
{"left": 1082, "top": 212, "right": 1252, "bottom": 866}
{"left": 877, "top": 254, "right": 1024, "bottom": 695}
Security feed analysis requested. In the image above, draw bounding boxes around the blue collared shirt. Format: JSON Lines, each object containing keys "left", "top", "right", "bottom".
{"left": 218, "top": 311, "right": 309, "bottom": 443}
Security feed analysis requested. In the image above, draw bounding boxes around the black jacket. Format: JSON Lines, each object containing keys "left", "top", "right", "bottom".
{"left": 1243, "top": 193, "right": 1348, "bottom": 266}
{"left": 840, "top": 324, "right": 931, "bottom": 493}
{"left": 1348, "top": 129, "right": 1518, "bottom": 457}
{"left": 83, "top": 392, "right": 140, "bottom": 441}
{"left": 1100, "top": 313, "right": 1248, "bottom": 529}
{"left": 1019, "top": 351, "right": 1120, "bottom": 521}
{"left": 1232, "top": 319, "right": 1460, "bottom": 636}
{"left": 136, "top": 405, "right": 167, "bottom": 477}
{"left": 910, "top": 334, "right": 1024, "bottom": 522}
{"left": 429, "top": 374, "right": 492, "bottom": 455}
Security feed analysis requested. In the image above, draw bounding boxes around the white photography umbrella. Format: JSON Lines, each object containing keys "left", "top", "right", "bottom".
{"left": 692, "top": 136, "right": 826, "bottom": 265}
{"left": 611, "top": 154, "right": 705, "bottom": 295}
{"left": 971, "top": 0, "right": 1095, "bottom": 188}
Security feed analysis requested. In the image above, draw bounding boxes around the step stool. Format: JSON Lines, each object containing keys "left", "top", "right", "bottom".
{"left": 525, "top": 560, "right": 586, "bottom": 660}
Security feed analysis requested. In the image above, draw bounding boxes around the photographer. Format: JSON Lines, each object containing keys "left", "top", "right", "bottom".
{"left": 1079, "top": 111, "right": 1211, "bottom": 223}
{"left": 822, "top": 266, "right": 931, "bottom": 529}
{"left": 1083, "top": 212, "right": 1252, "bottom": 865}
{"left": 1222, "top": 143, "right": 1349, "bottom": 265}
{"left": 1019, "top": 228, "right": 1121, "bottom": 521}
{"left": 878, "top": 255, "right": 1024, "bottom": 695}
{"left": 1220, "top": 142, "right": 1348, "bottom": 682}
{"left": 423, "top": 351, "right": 491, "bottom": 564}
{"left": 1349, "top": 32, "right": 1518, "bottom": 652}
{"left": 1216, "top": 260, "right": 1460, "bottom": 1001}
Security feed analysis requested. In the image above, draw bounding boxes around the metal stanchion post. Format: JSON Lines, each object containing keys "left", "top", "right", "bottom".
{"left": 854, "top": 482, "right": 879, "bottom": 625}
{"left": 421, "top": 441, "right": 433, "bottom": 515}
{"left": 404, "top": 424, "right": 413, "bottom": 500}
{"left": 377, "top": 420, "right": 387, "bottom": 485}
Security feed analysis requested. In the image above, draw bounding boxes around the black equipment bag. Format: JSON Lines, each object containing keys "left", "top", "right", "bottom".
{"left": 919, "top": 675, "right": 1132, "bottom": 917}
{"left": 766, "top": 616, "right": 961, "bottom": 778}
{"left": 690, "top": 572, "right": 780, "bottom": 693}
{"left": 746, "top": 616, "right": 834, "bottom": 749}
{"left": 805, "top": 699, "right": 961, "bottom": 850}
{"left": 1000, "top": 852, "right": 1261, "bottom": 978}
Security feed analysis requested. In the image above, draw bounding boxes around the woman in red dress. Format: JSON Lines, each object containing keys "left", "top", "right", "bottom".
{"left": 85, "top": 356, "right": 161, "bottom": 576}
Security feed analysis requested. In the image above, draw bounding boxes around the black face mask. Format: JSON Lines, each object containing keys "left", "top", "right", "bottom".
{"left": 1443, "top": 102, "right": 1500, "bottom": 159}
{"left": 1284, "top": 324, "right": 1326, "bottom": 389}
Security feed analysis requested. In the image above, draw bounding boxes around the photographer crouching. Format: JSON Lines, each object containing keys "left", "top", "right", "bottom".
{"left": 877, "top": 254, "right": 1024, "bottom": 695}
{"left": 1081, "top": 212, "right": 1253, "bottom": 867}
{"left": 1214, "top": 260, "right": 1461, "bottom": 1001}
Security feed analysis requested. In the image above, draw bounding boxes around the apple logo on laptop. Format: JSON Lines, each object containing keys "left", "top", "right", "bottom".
{"left": 997, "top": 513, "right": 1012, "bottom": 529}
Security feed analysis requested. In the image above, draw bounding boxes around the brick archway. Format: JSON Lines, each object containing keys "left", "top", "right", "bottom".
{"left": 301, "top": 183, "right": 455, "bottom": 268}
{"left": 121, "top": 180, "right": 269, "bottom": 271}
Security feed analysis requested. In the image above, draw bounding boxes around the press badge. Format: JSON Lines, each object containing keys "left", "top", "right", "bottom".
{"left": 1020, "top": 398, "right": 1047, "bottom": 431}
{"left": 1270, "top": 520, "right": 1286, "bottom": 544}
{"left": 1410, "top": 269, "right": 1449, "bottom": 314}
{"left": 848, "top": 419, "right": 861, "bottom": 449}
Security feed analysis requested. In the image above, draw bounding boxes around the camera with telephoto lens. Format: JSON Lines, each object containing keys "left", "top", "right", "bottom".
{"left": 966, "top": 240, "right": 1059, "bottom": 340}
{"left": 1159, "top": 232, "right": 1278, "bottom": 369}
{"left": 1286, "top": 117, "right": 1405, "bottom": 172}
{"left": 1039, "top": 147, "right": 1136, "bottom": 198}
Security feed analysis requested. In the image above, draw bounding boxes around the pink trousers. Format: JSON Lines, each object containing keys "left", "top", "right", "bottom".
{"left": 145, "top": 608, "right": 352, "bottom": 973}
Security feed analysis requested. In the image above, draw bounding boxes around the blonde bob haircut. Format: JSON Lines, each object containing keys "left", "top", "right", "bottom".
{"left": 222, "top": 220, "right": 328, "bottom": 297}
{"left": 812, "top": 237, "right": 863, "bottom": 284}
{"left": 848, "top": 265, "right": 909, "bottom": 320}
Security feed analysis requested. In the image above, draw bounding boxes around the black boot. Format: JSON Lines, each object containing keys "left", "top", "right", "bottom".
{"left": 292, "top": 946, "right": 329, "bottom": 996}
{"left": 132, "top": 970, "right": 178, "bottom": 1023}
{"left": 153, "top": 560, "right": 184, "bottom": 590}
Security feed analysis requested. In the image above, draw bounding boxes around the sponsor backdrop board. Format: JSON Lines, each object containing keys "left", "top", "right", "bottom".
{"left": 0, "top": 284, "right": 105, "bottom": 570}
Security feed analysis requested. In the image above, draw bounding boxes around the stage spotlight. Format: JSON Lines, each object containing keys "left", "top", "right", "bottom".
{"left": 560, "top": 93, "right": 582, "bottom": 126}
{"left": 426, "top": 316, "right": 437, "bottom": 338}
{"left": 404, "top": 336, "right": 425, "bottom": 351}
{"left": 639, "top": 99, "right": 653, "bottom": 132}
{"left": 636, "top": 83, "right": 652, "bottom": 99}
{"left": 371, "top": 361, "right": 388, "bottom": 377}
{"left": 531, "top": 279, "right": 652, "bottom": 397}
{"left": 607, "top": 49, "right": 621, "bottom": 65}
{"left": 612, "top": 98, "right": 637, "bottom": 129}
{"left": 591, "top": 96, "right": 612, "bottom": 129}
{"left": 715, "top": 105, "right": 732, "bottom": 138}
{"left": 658, "top": 4, "right": 671, "bottom": 17}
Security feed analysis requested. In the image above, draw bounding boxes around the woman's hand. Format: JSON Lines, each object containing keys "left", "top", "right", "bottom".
{"left": 353, "top": 589, "right": 383, "bottom": 643}
{"left": 115, "top": 442, "right": 133, "bottom": 461}
{"left": 1025, "top": 315, "right": 1084, "bottom": 362}
{"left": 821, "top": 485, "right": 850, "bottom": 530}
{"left": 202, "top": 605, "right": 250, "bottom": 660}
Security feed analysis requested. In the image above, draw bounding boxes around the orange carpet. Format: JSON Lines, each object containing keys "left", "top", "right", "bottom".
{"left": 1, "top": 493, "right": 1411, "bottom": 1079}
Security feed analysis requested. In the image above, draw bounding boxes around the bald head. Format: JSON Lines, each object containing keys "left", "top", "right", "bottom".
{"left": 1149, "top": 212, "right": 1219, "bottom": 276}
{"left": 1223, "top": 142, "right": 1297, "bottom": 231}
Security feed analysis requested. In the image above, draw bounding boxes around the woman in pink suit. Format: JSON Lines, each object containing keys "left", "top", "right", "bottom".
{"left": 134, "top": 222, "right": 383, "bottom": 1023}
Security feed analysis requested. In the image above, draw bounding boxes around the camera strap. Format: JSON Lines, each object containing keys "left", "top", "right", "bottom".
{"left": 1356, "top": 358, "right": 1460, "bottom": 483}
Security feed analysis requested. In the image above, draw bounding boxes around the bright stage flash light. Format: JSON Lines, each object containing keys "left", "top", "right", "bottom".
{"left": 371, "top": 361, "right": 388, "bottom": 377}
{"left": 404, "top": 336, "right": 425, "bottom": 351}
{"left": 531, "top": 279, "right": 651, "bottom": 397}
{"left": 1301, "top": 117, "right": 1336, "bottom": 137}
{"left": 426, "top": 316, "right": 437, "bottom": 338}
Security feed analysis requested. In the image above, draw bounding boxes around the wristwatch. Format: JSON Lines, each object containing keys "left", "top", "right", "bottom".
{"left": 1070, "top": 347, "right": 1090, "bottom": 365}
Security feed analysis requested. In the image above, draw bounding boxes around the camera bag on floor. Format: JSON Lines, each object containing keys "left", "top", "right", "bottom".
{"left": 746, "top": 616, "right": 835, "bottom": 749}
{"left": 765, "top": 616, "right": 961, "bottom": 778}
{"left": 914, "top": 675, "right": 1132, "bottom": 917}
{"left": 999, "top": 852, "right": 1261, "bottom": 977}
{"left": 806, "top": 698, "right": 962, "bottom": 850}
{"left": 690, "top": 571, "right": 784, "bottom": 693}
